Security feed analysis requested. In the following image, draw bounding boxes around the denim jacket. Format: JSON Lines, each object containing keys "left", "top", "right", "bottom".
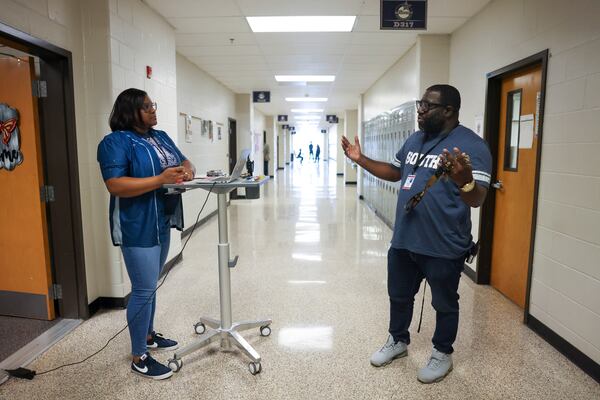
{"left": 97, "top": 129, "right": 185, "bottom": 247}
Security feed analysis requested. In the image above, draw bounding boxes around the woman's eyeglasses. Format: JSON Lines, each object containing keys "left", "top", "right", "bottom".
{"left": 141, "top": 102, "right": 158, "bottom": 112}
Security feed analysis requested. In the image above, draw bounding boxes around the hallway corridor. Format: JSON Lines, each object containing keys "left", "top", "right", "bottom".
{"left": 2, "top": 161, "right": 598, "bottom": 399}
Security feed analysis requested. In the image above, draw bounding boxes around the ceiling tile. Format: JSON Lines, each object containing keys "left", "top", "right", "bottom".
{"left": 177, "top": 45, "right": 262, "bottom": 57}
{"left": 175, "top": 33, "right": 258, "bottom": 46}
{"left": 168, "top": 17, "right": 251, "bottom": 33}
{"left": 236, "top": 0, "right": 365, "bottom": 16}
{"left": 145, "top": 0, "right": 241, "bottom": 18}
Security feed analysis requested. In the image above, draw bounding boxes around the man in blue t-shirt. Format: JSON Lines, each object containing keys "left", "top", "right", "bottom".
{"left": 341, "top": 85, "right": 492, "bottom": 384}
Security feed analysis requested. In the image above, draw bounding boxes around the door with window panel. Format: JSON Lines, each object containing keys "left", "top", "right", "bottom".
{"left": 490, "top": 64, "right": 542, "bottom": 308}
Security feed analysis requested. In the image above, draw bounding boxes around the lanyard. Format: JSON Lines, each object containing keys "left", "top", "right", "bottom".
{"left": 411, "top": 131, "right": 452, "bottom": 174}
{"left": 148, "top": 136, "right": 168, "bottom": 160}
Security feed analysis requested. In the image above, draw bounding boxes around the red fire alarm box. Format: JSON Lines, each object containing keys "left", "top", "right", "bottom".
{"left": 146, "top": 66, "right": 152, "bottom": 79}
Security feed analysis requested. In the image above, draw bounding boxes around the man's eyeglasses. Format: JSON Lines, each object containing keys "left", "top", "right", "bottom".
{"left": 415, "top": 100, "right": 446, "bottom": 112}
{"left": 141, "top": 102, "right": 158, "bottom": 112}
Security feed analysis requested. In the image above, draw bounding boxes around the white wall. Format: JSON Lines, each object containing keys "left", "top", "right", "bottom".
{"left": 449, "top": 0, "right": 600, "bottom": 364}
{"left": 252, "top": 107, "right": 267, "bottom": 173}
{"left": 344, "top": 110, "right": 358, "bottom": 183}
{"left": 363, "top": 45, "right": 418, "bottom": 121}
{"left": 176, "top": 53, "right": 235, "bottom": 227}
{"left": 235, "top": 93, "right": 252, "bottom": 157}
{"left": 417, "top": 35, "right": 450, "bottom": 95}
{"left": 334, "top": 120, "right": 344, "bottom": 175}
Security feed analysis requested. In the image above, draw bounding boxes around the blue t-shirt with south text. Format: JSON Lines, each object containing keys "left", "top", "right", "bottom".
{"left": 390, "top": 124, "right": 492, "bottom": 259}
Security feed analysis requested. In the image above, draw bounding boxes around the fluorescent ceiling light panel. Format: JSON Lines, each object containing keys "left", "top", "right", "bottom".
{"left": 275, "top": 75, "right": 335, "bottom": 82}
{"left": 286, "top": 97, "right": 328, "bottom": 102}
{"left": 291, "top": 109, "right": 323, "bottom": 113}
{"left": 247, "top": 16, "right": 356, "bottom": 33}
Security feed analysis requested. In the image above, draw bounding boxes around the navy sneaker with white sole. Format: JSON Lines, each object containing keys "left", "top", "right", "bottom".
{"left": 147, "top": 332, "right": 178, "bottom": 351}
{"left": 131, "top": 353, "right": 173, "bottom": 380}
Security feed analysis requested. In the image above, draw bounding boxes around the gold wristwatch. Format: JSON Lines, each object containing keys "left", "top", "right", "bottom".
{"left": 459, "top": 179, "right": 475, "bottom": 193}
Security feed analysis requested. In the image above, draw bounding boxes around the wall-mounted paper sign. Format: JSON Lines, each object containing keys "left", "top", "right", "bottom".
{"left": 185, "top": 115, "right": 193, "bottom": 143}
{"left": 380, "top": 0, "right": 427, "bottom": 30}
{"left": 474, "top": 114, "right": 484, "bottom": 136}
{"left": 519, "top": 114, "right": 534, "bottom": 149}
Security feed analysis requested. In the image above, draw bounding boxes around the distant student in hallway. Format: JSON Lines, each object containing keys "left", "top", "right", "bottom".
{"left": 315, "top": 144, "right": 321, "bottom": 162}
{"left": 309, "top": 141, "right": 314, "bottom": 160}
{"left": 97, "top": 88, "right": 196, "bottom": 380}
{"left": 296, "top": 149, "right": 304, "bottom": 164}
{"left": 341, "top": 84, "right": 491, "bottom": 384}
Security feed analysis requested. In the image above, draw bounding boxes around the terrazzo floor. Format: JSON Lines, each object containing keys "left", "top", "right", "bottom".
{"left": 1, "top": 160, "right": 598, "bottom": 399}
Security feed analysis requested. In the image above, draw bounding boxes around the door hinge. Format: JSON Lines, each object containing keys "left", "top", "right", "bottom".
{"left": 52, "top": 283, "right": 63, "bottom": 300}
{"left": 32, "top": 80, "right": 48, "bottom": 98}
{"left": 41, "top": 185, "right": 55, "bottom": 202}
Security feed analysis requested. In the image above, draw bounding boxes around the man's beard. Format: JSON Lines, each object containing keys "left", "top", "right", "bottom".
{"left": 419, "top": 115, "right": 445, "bottom": 135}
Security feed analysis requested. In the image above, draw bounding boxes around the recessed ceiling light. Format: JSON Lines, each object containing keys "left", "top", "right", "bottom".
{"left": 291, "top": 109, "right": 323, "bottom": 113}
{"left": 286, "top": 97, "right": 328, "bottom": 102}
{"left": 275, "top": 75, "right": 335, "bottom": 82}
{"left": 247, "top": 16, "right": 356, "bottom": 33}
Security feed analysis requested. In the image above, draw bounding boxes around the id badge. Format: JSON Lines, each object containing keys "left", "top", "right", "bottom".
{"left": 402, "top": 174, "right": 416, "bottom": 190}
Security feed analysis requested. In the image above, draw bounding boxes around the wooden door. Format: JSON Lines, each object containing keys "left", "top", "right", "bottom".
{"left": 490, "top": 64, "right": 542, "bottom": 308}
{"left": 0, "top": 56, "right": 55, "bottom": 320}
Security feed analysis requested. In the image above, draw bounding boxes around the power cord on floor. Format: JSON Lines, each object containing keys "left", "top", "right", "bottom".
{"left": 3, "top": 182, "right": 216, "bottom": 381}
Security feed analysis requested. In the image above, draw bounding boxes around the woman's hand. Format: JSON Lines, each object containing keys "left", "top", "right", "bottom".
{"left": 160, "top": 166, "right": 186, "bottom": 184}
{"left": 181, "top": 160, "right": 196, "bottom": 181}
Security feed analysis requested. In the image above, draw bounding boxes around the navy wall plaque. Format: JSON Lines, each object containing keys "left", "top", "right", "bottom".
{"left": 253, "top": 91, "right": 270, "bottom": 103}
{"left": 380, "top": 0, "right": 427, "bottom": 30}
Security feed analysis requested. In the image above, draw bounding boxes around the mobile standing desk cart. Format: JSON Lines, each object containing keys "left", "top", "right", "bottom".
{"left": 164, "top": 177, "right": 271, "bottom": 375}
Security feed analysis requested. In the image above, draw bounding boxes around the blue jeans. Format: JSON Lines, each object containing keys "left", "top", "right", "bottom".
{"left": 121, "top": 236, "right": 170, "bottom": 356}
{"left": 387, "top": 247, "right": 464, "bottom": 354}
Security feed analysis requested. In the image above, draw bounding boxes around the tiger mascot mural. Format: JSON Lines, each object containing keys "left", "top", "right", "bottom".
{"left": 0, "top": 103, "right": 23, "bottom": 171}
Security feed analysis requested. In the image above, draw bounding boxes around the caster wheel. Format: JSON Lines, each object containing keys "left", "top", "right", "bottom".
{"left": 194, "top": 322, "right": 206, "bottom": 334}
{"left": 259, "top": 325, "right": 271, "bottom": 337}
{"left": 248, "top": 362, "right": 262, "bottom": 375}
{"left": 168, "top": 358, "right": 183, "bottom": 372}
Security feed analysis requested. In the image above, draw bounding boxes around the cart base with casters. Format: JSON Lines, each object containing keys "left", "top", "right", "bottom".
{"left": 164, "top": 177, "right": 271, "bottom": 375}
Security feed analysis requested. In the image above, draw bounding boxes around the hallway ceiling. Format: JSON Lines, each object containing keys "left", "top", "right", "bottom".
{"left": 144, "top": 0, "right": 491, "bottom": 119}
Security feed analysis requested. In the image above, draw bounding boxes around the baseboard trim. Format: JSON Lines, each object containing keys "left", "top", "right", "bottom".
{"left": 463, "top": 265, "right": 477, "bottom": 282}
{"left": 88, "top": 292, "right": 131, "bottom": 315}
{"left": 527, "top": 314, "right": 599, "bottom": 384}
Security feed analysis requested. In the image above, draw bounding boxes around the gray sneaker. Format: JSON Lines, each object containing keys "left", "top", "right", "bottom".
{"left": 370, "top": 335, "right": 408, "bottom": 367}
{"left": 417, "top": 348, "right": 453, "bottom": 383}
